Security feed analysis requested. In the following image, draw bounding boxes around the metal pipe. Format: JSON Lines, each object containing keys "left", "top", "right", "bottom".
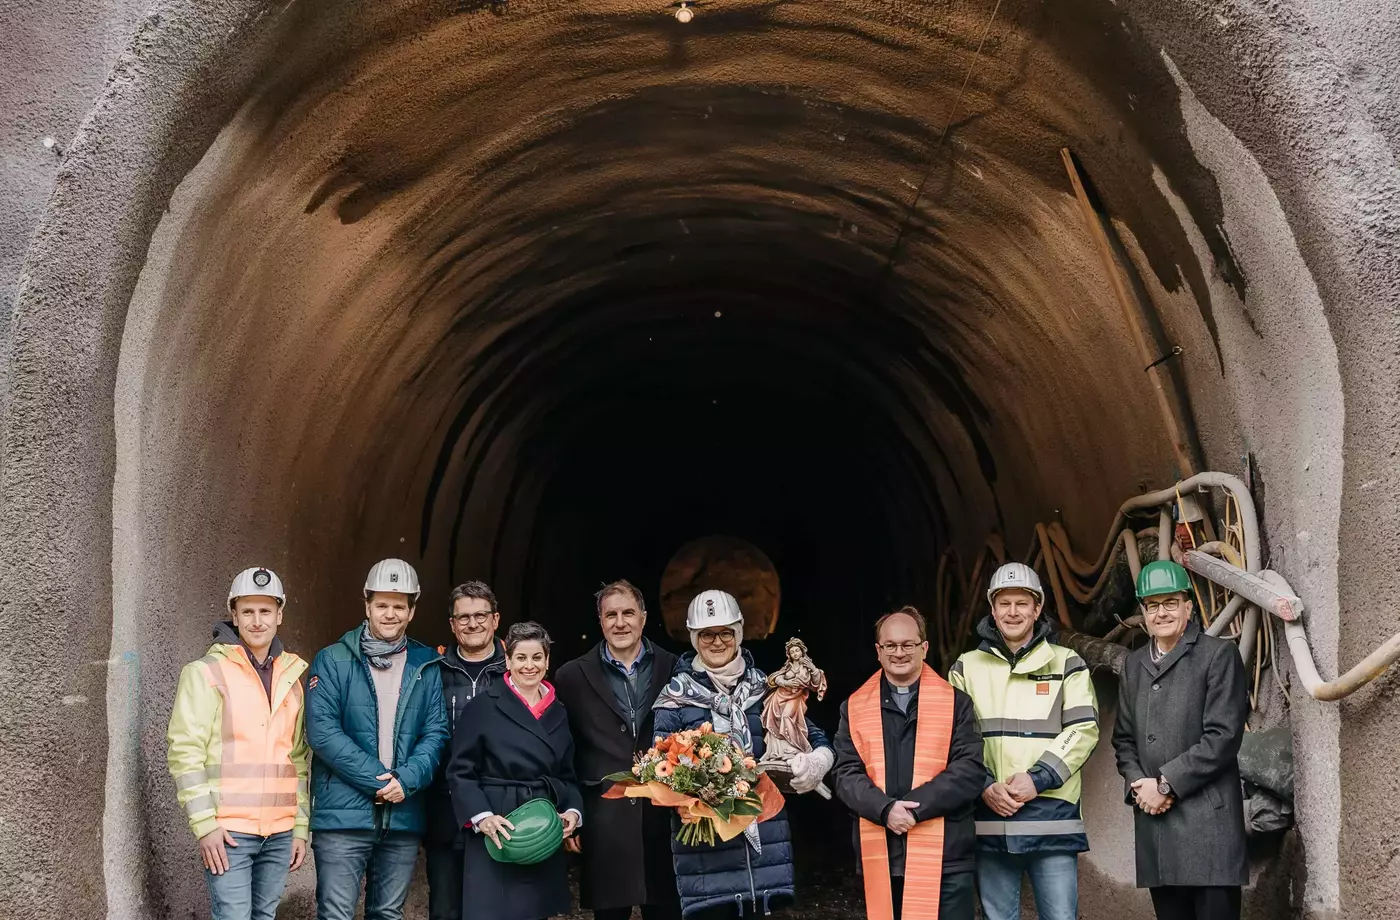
{"left": 1157, "top": 509, "right": 1173, "bottom": 561}
{"left": 1077, "top": 472, "right": 1261, "bottom": 577}
{"left": 1205, "top": 594, "right": 1248, "bottom": 637}
{"left": 1182, "top": 550, "right": 1302, "bottom": 621}
{"left": 1058, "top": 628, "right": 1128, "bottom": 676}
{"left": 1104, "top": 614, "right": 1144, "bottom": 644}
{"left": 1261, "top": 571, "right": 1400, "bottom": 701}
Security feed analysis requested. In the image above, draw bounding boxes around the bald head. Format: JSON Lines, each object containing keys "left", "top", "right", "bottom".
{"left": 875, "top": 606, "right": 929, "bottom": 687}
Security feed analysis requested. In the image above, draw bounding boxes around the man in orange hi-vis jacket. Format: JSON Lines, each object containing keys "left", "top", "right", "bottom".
{"left": 167, "top": 567, "right": 310, "bottom": 920}
{"left": 832, "top": 606, "right": 986, "bottom": 920}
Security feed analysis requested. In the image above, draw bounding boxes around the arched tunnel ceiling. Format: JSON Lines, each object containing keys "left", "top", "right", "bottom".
{"left": 126, "top": 0, "right": 1229, "bottom": 627}
{"left": 5, "top": 0, "right": 1399, "bottom": 917}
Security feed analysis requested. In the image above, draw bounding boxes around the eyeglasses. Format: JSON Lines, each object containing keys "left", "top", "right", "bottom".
{"left": 878, "top": 641, "right": 925, "bottom": 654}
{"left": 1142, "top": 597, "right": 1185, "bottom": 614}
{"left": 696, "top": 629, "right": 735, "bottom": 645}
{"left": 451, "top": 612, "right": 496, "bottom": 625}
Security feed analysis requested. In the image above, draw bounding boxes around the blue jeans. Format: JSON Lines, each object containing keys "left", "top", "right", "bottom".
{"left": 975, "top": 851, "right": 1079, "bottom": 920}
{"left": 204, "top": 830, "right": 293, "bottom": 920}
{"left": 312, "top": 829, "right": 420, "bottom": 920}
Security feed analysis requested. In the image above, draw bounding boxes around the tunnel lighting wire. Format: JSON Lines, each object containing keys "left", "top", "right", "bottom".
{"left": 874, "top": 0, "right": 1006, "bottom": 290}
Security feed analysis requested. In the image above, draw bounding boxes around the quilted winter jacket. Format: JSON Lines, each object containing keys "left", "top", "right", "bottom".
{"left": 653, "top": 650, "right": 832, "bottom": 918}
{"left": 306, "top": 625, "right": 448, "bottom": 835}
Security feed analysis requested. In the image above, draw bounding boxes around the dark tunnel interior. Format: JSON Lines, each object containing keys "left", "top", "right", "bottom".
{"left": 104, "top": 0, "right": 1237, "bottom": 909}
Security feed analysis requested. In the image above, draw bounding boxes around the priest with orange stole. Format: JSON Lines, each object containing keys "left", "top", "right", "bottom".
{"left": 832, "top": 606, "right": 986, "bottom": 920}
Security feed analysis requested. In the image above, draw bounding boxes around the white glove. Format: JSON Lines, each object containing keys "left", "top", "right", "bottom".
{"left": 789, "top": 746, "right": 835, "bottom": 794}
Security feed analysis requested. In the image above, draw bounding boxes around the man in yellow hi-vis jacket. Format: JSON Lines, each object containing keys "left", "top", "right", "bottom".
{"left": 949, "top": 562, "right": 1099, "bottom": 920}
{"left": 167, "top": 567, "right": 311, "bottom": 920}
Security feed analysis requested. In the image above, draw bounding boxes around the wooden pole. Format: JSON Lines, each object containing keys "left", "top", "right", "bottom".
{"left": 1060, "top": 147, "right": 1199, "bottom": 478}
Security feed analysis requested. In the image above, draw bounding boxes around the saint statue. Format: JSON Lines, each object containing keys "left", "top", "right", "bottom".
{"left": 759, "top": 637, "right": 831, "bottom": 797}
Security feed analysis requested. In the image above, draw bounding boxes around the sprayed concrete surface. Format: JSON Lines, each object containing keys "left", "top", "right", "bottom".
{"left": 1, "top": 1, "right": 1398, "bottom": 918}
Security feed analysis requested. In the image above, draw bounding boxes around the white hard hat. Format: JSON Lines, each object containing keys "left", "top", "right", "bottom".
{"left": 686, "top": 589, "right": 744, "bottom": 631}
{"left": 228, "top": 567, "right": 286, "bottom": 608}
{"left": 986, "top": 562, "right": 1044, "bottom": 605}
{"left": 364, "top": 558, "right": 421, "bottom": 602}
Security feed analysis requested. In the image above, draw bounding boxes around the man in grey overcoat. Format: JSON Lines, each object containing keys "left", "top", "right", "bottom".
{"left": 1112, "top": 560, "right": 1250, "bottom": 920}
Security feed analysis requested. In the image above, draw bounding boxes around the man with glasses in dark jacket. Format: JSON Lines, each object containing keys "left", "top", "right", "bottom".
{"left": 425, "top": 581, "right": 507, "bottom": 920}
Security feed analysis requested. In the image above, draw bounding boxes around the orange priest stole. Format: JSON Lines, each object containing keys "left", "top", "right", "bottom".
{"left": 848, "top": 663, "right": 955, "bottom": 920}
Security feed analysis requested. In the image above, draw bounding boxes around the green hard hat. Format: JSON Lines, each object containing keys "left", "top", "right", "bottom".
{"left": 1136, "top": 560, "right": 1192, "bottom": 599}
{"left": 484, "top": 797, "right": 563, "bottom": 866}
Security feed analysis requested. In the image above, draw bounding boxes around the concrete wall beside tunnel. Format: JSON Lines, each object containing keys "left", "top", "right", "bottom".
{"left": 1, "top": 1, "right": 1397, "bottom": 919}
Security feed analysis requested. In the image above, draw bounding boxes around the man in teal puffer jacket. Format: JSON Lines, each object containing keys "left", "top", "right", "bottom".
{"left": 307, "top": 559, "right": 448, "bottom": 920}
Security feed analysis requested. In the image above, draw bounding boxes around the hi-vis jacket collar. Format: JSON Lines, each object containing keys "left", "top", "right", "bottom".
{"left": 976, "top": 614, "right": 1056, "bottom": 671}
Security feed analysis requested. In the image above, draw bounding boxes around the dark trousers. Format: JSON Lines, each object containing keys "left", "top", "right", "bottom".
{"left": 594, "top": 905, "right": 683, "bottom": 920}
{"left": 892, "top": 871, "right": 976, "bottom": 920}
{"left": 424, "top": 842, "right": 463, "bottom": 920}
{"left": 1149, "top": 886, "right": 1242, "bottom": 920}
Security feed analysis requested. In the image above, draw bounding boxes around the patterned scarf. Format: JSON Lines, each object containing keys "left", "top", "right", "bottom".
{"left": 653, "top": 661, "right": 767, "bottom": 754}
{"left": 361, "top": 621, "right": 408, "bottom": 669}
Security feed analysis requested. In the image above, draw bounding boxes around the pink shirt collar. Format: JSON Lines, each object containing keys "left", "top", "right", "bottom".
{"left": 505, "top": 673, "right": 555, "bottom": 718}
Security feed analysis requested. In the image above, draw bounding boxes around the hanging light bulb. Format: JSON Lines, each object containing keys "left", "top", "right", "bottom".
{"left": 675, "top": 2, "right": 694, "bottom": 23}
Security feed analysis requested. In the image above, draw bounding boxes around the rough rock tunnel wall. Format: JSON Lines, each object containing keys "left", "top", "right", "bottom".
{"left": 0, "top": 1, "right": 1396, "bottom": 919}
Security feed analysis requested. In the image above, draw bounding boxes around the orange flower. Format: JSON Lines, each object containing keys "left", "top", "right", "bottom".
{"left": 742, "top": 756, "right": 756, "bottom": 770}
{"left": 655, "top": 761, "right": 675, "bottom": 778}
{"left": 735, "top": 780, "right": 751, "bottom": 795}
{"left": 667, "top": 751, "right": 681, "bottom": 766}
{"left": 699, "top": 721, "right": 714, "bottom": 734}
{"left": 699, "top": 745, "right": 714, "bottom": 759}
{"left": 716, "top": 755, "right": 733, "bottom": 774}
{"left": 632, "top": 763, "right": 643, "bottom": 777}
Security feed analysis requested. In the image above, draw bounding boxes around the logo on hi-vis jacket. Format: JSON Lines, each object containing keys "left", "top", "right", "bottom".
{"left": 1036, "top": 682, "right": 1050, "bottom": 695}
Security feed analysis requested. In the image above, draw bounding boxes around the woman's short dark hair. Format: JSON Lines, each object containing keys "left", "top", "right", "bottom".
{"left": 448, "top": 580, "right": 497, "bottom": 616}
{"left": 505, "top": 621, "right": 552, "bottom": 656}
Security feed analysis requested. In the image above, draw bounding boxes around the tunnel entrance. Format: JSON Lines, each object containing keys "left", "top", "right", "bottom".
{"left": 105, "top": 3, "right": 1233, "bottom": 915}
{"left": 50, "top": 1, "right": 1376, "bottom": 917}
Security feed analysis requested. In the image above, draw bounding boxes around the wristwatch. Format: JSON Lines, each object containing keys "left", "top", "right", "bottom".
{"left": 1157, "top": 778, "right": 1173, "bottom": 797}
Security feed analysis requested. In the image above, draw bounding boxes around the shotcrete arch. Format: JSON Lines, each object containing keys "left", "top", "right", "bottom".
{"left": 1, "top": 1, "right": 1396, "bottom": 919}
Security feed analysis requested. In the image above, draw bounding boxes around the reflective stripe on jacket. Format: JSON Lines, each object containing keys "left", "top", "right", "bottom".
{"left": 167, "top": 643, "right": 310, "bottom": 840}
{"left": 948, "top": 616, "right": 1099, "bottom": 854}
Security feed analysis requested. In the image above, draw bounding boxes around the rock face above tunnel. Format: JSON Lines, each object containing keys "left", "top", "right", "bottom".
{"left": 1, "top": 2, "right": 1398, "bottom": 920}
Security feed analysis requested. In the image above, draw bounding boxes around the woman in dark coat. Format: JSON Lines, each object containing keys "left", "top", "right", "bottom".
{"left": 448, "top": 621, "right": 582, "bottom": 920}
{"left": 1112, "top": 561, "right": 1250, "bottom": 920}
{"left": 652, "top": 590, "right": 834, "bottom": 919}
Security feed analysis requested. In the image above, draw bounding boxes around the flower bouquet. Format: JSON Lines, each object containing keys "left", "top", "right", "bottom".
{"left": 603, "top": 723, "right": 785, "bottom": 846}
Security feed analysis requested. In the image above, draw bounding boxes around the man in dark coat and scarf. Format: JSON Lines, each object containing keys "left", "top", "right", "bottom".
{"left": 1113, "top": 560, "right": 1251, "bottom": 920}
{"left": 555, "top": 579, "right": 681, "bottom": 920}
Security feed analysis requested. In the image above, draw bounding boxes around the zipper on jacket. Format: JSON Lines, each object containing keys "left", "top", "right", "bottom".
{"left": 745, "top": 844, "right": 757, "bottom": 909}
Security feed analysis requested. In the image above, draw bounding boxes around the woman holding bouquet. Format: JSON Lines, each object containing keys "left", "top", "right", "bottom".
{"left": 448, "top": 621, "right": 582, "bottom": 920}
{"left": 652, "top": 590, "right": 835, "bottom": 918}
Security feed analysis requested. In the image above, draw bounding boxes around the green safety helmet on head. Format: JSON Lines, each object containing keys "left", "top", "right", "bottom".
{"left": 484, "top": 797, "right": 563, "bottom": 865}
{"left": 1136, "top": 560, "right": 1192, "bottom": 599}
